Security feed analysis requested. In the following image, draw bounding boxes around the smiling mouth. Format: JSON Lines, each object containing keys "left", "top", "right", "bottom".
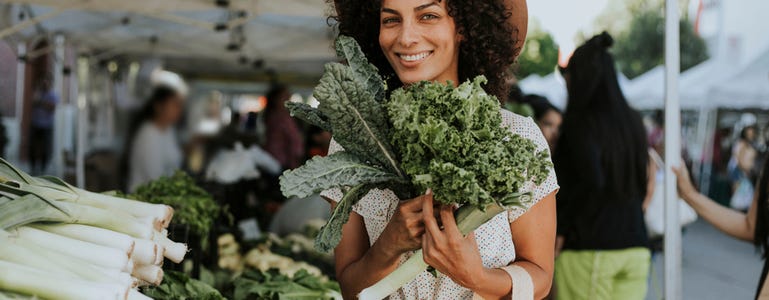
{"left": 397, "top": 51, "right": 433, "bottom": 63}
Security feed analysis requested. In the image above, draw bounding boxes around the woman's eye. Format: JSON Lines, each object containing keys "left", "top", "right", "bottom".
{"left": 382, "top": 17, "right": 400, "bottom": 25}
{"left": 420, "top": 14, "right": 439, "bottom": 21}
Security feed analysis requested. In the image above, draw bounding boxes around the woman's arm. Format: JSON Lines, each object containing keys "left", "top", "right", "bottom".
{"left": 334, "top": 212, "right": 400, "bottom": 299}
{"left": 673, "top": 165, "right": 757, "bottom": 242}
{"left": 334, "top": 195, "right": 430, "bottom": 298}
{"left": 421, "top": 191, "right": 557, "bottom": 299}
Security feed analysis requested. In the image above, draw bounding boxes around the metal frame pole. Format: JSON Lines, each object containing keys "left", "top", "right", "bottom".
{"left": 664, "top": 0, "right": 682, "bottom": 299}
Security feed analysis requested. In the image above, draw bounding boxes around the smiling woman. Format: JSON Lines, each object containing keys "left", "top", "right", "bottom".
{"left": 329, "top": 0, "right": 523, "bottom": 102}
{"left": 323, "top": 1, "right": 559, "bottom": 299}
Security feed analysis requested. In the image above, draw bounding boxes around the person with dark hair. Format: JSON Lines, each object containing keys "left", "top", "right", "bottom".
{"left": 322, "top": 0, "right": 559, "bottom": 299}
{"left": 125, "top": 85, "right": 185, "bottom": 192}
{"left": 674, "top": 155, "right": 769, "bottom": 298}
{"left": 522, "top": 94, "right": 562, "bottom": 151}
{"left": 263, "top": 83, "right": 304, "bottom": 170}
{"left": 553, "top": 32, "right": 652, "bottom": 300}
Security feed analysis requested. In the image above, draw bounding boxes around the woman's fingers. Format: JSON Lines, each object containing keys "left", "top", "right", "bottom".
{"left": 439, "top": 205, "right": 461, "bottom": 238}
{"left": 422, "top": 189, "right": 444, "bottom": 241}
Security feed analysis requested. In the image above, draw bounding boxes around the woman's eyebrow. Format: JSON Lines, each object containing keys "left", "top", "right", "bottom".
{"left": 414, "top": 2, "right": 439, "bottom": 11}
{"left": 381, "top": 7, "right": 399, "bottom": 15}
{"left": 382, "top": 2, "right": 439, "bottom": 14}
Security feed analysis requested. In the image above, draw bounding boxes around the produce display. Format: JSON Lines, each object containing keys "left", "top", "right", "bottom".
{"left": 280, "top": 36, "right": 552, "bottom": 299}
{"left": 232, "top": 269, "right": 341, "bottom": 300}
{"left": 0, "top": 159, "right": 188, "bottom": 300}
{"left": 129, "top": 171, "right": 223, "bottom": 248}
{"left": 141, "top": 271, "right": 225, "bottom": 300}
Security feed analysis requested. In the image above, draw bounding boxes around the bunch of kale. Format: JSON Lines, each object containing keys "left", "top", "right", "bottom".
{"left": 279, "top": 36, "right": 551, "bottom": 253}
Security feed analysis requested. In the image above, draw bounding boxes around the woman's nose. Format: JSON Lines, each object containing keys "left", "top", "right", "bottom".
{"left": 397, "top": 20, "right": 420, "bottom": 48}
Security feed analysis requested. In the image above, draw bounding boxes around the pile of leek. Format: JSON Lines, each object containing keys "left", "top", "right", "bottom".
{"left": 0, "top": 158, "right": 188, "bottom": 300}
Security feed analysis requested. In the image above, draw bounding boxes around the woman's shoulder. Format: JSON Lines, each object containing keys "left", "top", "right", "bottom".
{"left": 499, "top": 109, "right": 548, "bottom": 150}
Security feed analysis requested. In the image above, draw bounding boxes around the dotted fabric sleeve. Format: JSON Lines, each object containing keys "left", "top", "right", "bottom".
{"left": 500, "top": 110, "right": 560, "bottom": 222}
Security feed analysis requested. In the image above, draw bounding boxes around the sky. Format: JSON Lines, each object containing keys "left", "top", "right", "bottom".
{"left": 527, "top": 0, "right": 611, "bottom": 62}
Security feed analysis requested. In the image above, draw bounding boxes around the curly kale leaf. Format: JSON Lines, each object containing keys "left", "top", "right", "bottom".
{"left": 279, "top": 152, "right": 404, "bottom": 199}
{"left": 314, "top": 62, "right": 402, "bottom": 177}
{"left": 387, "top": 76, "right": 552, "bottom": 208}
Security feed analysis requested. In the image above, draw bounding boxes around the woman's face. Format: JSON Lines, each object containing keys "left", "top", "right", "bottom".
{"left": 157, "top": 96, "right": 184, "bottom": 126}
{"left": 379, "top": 0, "right": 461, "bottom": 86}
{"left": 538, "top": 109, "right": 562, "bottom": 150}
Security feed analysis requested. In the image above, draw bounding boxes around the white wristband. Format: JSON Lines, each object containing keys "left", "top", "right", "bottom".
{"left": 502, "top": 265, "right": 534, "bottom": 300}
{"left": 471, "top": 265, "right": 533, "bottom": 300}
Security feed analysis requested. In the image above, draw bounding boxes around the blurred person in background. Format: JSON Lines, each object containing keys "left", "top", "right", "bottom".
{"left": 729, "top": 124, "right": 759, "bottom": 211}
{"left": 124, "top": 85, "right": 185, "bottom": 192}
{"left": 306, "top": 125, "right": 332, "bottom": 158}
{"left": 553, "top": 32, "right": 652, "bottom": 300}
{"left": 522, "top": 94, "right": 562, "bottom": 151}
{"left": 263, "top": 83, "right": 304, "bottom": 170}
{"left": 28, "top": 76, "right": 58, "bottom": 174}
{"left": 674, "top": 154, "right": 769, "bottom": 298}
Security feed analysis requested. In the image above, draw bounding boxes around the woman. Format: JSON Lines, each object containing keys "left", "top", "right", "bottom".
{"left": 125, "top": 86, "right": 184, "bottom": 192}
{"left": 322, "top": 0, "right": 558, "bottom": 299}
{"left": 553, "top": 33, "right": 652, "bottom": 300}
{"left": 674, "top": 155, "right": 769, "bottom": 298}
{"left": 263, "top": 83, "right": 305, "bottom": 170}
{"left": 728, "top": 125, "right": 758, "bottom": 211}
{"left": 522, "top": 94, "right": 562, "bottom": 151}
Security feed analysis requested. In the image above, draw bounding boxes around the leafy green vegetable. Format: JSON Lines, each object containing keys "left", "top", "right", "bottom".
{"left": 285, "top": 102, "right": 331, "bottom": 132}
{"left": 280, "top": 152, "right": 403, "bottom": 200}
{"left": 388, "top": 76, "right": 552, "bottom": 208}
{"left": 280, "top": 35, "right": 551, "bottom": 262}
{"left": 233, "top": 269, "right": 341, "bottom": 300}
{"left": 142, "top": 270, "right": 226, "bottom": 300}
{"left": 334, "top": 35, "right": 386, "bottom": 103}
{"left": 314, "top": 62, "right": 402, "bottom": 176}
{"left": 130, "top": 171, "right": 222, "bottom": 245}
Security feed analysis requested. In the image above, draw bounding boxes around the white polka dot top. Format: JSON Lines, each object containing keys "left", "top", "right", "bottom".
{"left": 321, "top": 109, "right": 559, "bottom": 300}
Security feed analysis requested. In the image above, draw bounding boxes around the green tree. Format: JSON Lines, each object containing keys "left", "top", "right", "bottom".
{"left": 515, "top": 27, "right": 559, "bottom": 79}
{"left": 610, "top": 4, "right": 708, "bottom": 79}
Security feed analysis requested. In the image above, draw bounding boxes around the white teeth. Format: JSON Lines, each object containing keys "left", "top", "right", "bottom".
{"left": 400, "top": 52, "right": 430, "bottom": 62}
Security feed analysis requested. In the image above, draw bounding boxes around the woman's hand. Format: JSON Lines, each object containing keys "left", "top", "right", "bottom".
{"left": 672, "top": 164, "right": 698, "bottom": 201}
{"left": 421, "top": 192, "right": 487, "bottom": 290}
{"left": 375, "top": 193, "right": 432, "bottom": 257}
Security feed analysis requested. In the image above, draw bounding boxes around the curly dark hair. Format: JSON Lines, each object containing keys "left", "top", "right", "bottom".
{"left": 327, "top": 0, "right": 519, "bottom": 102}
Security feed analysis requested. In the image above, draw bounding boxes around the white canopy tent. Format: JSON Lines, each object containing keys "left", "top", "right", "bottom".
{"left": 518, "top": 71, "right": 630, "bottom": 111}
{"left": 709, "top": 46, "right": 769, "bottom": 109}
{"left": 1, "top": 0, "right": 336, "bottom": 82}
{"left": 517, "top": 73, "right": 567, "bottom": 109}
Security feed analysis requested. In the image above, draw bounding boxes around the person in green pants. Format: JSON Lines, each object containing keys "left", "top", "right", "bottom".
{"left": 552, "top": 32, "right": 654, "bottom": 300}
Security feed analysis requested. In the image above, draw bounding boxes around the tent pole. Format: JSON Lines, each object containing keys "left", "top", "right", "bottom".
{"left": 664, "top": 0, "right": 682, "bottom": 299}
{"left": 50, "top": 33, "right": 64, "bottom": 177}
{"left": 76, "top": 56, "right": 88, "bottom": 189}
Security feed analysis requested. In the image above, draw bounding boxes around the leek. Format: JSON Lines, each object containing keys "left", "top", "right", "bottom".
{"left": 30, "top": 223, "right": 136, "bottom": 257}
{"left": 0, "top": 260, "right": 128, "bottom": 300}
{"left": 0, "top": 194, "right": 153, "bottom": 239}
{"left": 12, "top": 227, "right": 131, "bottom": 271}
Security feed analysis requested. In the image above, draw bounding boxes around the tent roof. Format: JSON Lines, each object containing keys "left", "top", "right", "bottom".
{"left": 709, "top": 47, "right": 769, "bottom": 109}
{"left": 2, "top": 1, "right": 336, "bottom": 84}
{"left": 519, "top": 72, "right": 631, "bottom": 111}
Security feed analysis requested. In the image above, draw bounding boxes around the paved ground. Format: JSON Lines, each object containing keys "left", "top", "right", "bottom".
{"left": 646, "top": 220, "right": 763, "bottom": 300}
